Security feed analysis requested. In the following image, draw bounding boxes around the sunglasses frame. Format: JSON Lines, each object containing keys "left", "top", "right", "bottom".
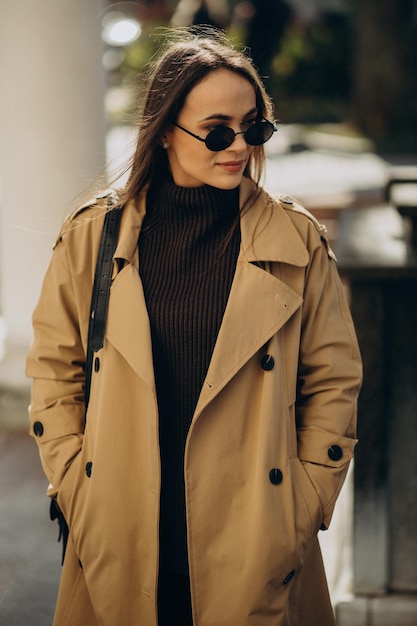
{"left": 173, "top": 118, "right": 278, "bottom": 152}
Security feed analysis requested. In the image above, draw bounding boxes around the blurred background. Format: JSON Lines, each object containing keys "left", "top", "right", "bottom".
{"left": 103, "top": 0, "right": 417, "bottom": 149}
{"left": 0, "top": 1, "right": 416, "bottom": 624}
{"left": 0, "top": 0, "right": 416, "bottom": 357}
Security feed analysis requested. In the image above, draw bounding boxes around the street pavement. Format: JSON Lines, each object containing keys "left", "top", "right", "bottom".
{"left": 0, "top": 391, "right": 60, "bottom": 626}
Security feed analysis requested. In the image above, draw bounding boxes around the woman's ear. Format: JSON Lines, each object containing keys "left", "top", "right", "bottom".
{"left": 159, "top": 129, "right": 172, "bottom": 149}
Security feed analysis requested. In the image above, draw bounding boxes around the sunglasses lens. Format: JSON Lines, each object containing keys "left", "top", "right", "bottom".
{"left": 205, "top": 127, "right": 235, "bottom": 151}
{"left": 245, "top": 121, "right": 275, "bottom": 146}
{"left": 204, "top": 121, "right": 276, "bottom": 151}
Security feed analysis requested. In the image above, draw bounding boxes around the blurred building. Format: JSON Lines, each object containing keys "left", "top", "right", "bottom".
{"left": 0, "top": 1, "right": 107, "bottom": 373}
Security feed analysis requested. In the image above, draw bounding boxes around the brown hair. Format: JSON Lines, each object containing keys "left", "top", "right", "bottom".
{"left": 120, "top": 26, "right": 274, "bottom": 204}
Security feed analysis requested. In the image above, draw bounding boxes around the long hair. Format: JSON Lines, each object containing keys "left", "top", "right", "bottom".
{"left": 120, "top": 27, "right": 274, "bottom": 204}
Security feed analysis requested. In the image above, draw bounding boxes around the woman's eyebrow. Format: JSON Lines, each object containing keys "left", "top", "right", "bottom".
{"left": 200, "top": 107, "right": 258, "bottom": 122}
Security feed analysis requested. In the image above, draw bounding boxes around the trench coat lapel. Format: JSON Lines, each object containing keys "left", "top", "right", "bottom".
{"left": 194, "top": 260, "right": 303, "bottom": 417}
{"left": 194, "top": 178, "right": 309, "bottom": 417}
{"left": 106, "top": 264, "right": 155, "bottom": 389}
{"left": 105, "top": 195, "right": 156, "bottom": 389}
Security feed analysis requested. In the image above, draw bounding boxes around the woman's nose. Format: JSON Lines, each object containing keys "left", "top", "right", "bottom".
{"left": 227, "top": 130, "right": 247, "bottom": 150}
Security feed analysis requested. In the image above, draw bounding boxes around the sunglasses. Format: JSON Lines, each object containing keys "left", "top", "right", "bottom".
{"left": 174, "top": 118, "right": 278, "bottom": 152}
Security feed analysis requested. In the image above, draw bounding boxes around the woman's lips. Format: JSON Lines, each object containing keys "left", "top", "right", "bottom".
{"left": 217, "top": 160, "right": 245, "bottom": 172}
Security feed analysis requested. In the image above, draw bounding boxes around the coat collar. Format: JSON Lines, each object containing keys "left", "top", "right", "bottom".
{"left": 113, "top": 193, "right": 146, "bottom": 269}
{"left": 238, "top": 177, "right": 309, "bottom": 266}
{"left": 106, "top": 179, "right": 307, "bottom": 403}
{"left": 112, "top": 177, "right": 309, "bottom": 270}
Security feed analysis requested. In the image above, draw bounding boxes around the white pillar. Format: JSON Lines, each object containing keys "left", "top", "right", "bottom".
{"left": 0, "top": 0, "right": 106, "bottom": 366}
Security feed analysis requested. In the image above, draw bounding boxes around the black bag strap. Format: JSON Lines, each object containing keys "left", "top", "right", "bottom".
{"left": 52, "top": 202, "right": 122, "bottom": 565}
{"left": 49, "top": 201, "right": 122, "bottom": 564}
{"left": 85, "top": 204, "right": 122, "bottom": 413}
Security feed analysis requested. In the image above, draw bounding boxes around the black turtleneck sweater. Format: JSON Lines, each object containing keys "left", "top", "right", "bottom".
{"left": 138, "top": 177, "right": 241, "bottom": 574}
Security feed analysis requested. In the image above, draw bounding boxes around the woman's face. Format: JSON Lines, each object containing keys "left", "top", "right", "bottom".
{"left": 164, "top": 69, "right": 257, "bottom": 188}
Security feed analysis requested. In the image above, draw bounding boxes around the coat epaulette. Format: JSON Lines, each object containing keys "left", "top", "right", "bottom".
{"left": 277, "top": 194, "right": 337, "bottom": 261}
{"left": 54, "top": 189, "right": 120, "bottom": 247}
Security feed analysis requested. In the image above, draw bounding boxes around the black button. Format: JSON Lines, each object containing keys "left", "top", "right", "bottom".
{"left": 283, "top": 570, "right": 295, "bottom": 585}
{"left": 260, "top": 355, "right": 275, "bottom": 371}
{"left": 85, "top": 462, "right": 93, "bottom": 477}
{"left": 328, "top": 445, "right": 343, "bottom": 461}
{"left": 33, "top": 421, "right": 44, "bottom": 437}
{"left": 269, "top": 468, "right": 283, "bottom": 485}
{"left": 94, "top": 357, "right": 100, "bottom": 372}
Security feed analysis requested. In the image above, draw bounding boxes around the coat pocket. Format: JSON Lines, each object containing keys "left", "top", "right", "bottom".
{"left": 56, "top": 448, "right": 89, "bottom": 560}
{"left": 290, "top": 457, "right": 323, "bottom": 551}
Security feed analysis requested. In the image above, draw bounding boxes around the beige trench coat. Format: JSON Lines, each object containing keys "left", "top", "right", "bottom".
{"left": 27, "top": 177, "right": 362, "bottom": 626}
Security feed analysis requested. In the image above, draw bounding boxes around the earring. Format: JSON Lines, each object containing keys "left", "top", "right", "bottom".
{"left": 161, "top": 140, "right": 169, "bottom": 149}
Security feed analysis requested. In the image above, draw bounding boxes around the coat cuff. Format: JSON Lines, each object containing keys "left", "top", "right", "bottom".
{"left": 297, "top": 427, "right": 357, "bottom": 467}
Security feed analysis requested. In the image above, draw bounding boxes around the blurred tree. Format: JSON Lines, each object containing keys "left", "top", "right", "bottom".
{"left": 243, "top": 0, "right": 293, "bottom": 83}
{"left": 171, "top": 0, "right": 230, "bottom": 28}
{"left": 351, "top": 0, "right": 417, "bottom": 152}
{"left": 269, "top": 6, "right": 353, "bottom": 124}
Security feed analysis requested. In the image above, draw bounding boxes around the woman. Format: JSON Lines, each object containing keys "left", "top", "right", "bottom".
{"left": 27, "top": 28, "right": 362, "bottom": 626}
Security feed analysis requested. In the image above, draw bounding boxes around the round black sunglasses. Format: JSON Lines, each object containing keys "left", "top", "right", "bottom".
{"left": 174, "top": 118, "right": 278, "bottom": 152}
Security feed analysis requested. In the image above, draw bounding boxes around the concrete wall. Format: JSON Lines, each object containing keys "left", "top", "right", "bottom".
{"left": 0, "top": 0, "right": 106, "bottom": 363}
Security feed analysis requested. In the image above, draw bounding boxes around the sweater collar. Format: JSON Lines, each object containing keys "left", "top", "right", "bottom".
{"left": 144, "top": 176, "right": 239, "bottom": 226}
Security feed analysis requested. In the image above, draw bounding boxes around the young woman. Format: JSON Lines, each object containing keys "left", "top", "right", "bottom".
{"left": 27, "top": 28, "right": 362, "bottom": 626}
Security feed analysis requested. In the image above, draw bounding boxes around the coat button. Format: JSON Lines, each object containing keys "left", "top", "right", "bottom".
{"left": 85, "top": 462, "right": 93, "bottom": 477}
{"left": 328, "top": 445, "right": 343, "bottom": 461}
{"left": 269, "top": 468, "right": 283, "bottom": 485}
{"left": 260, "top": 354, "right": 275, "bottom": 370}
{"left": 94, "top": 357, "right": 100, "bottom": 372}
{"left": 33, "top": 421, "right": 44, "bottom": 437}
{"left": 283, "top": 570, "right": 296, "bottom": 585}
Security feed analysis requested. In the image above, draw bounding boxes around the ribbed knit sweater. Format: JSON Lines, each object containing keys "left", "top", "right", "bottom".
{"left": 138, "top": 177, "right": 241, "bottom": 574}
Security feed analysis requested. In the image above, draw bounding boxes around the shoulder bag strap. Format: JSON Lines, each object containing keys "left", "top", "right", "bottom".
{"left": 51, "top": 204, "right": 122, "bottom": 564}
{"left": 85, "top": 205, "right": 122, "bottom": 414}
